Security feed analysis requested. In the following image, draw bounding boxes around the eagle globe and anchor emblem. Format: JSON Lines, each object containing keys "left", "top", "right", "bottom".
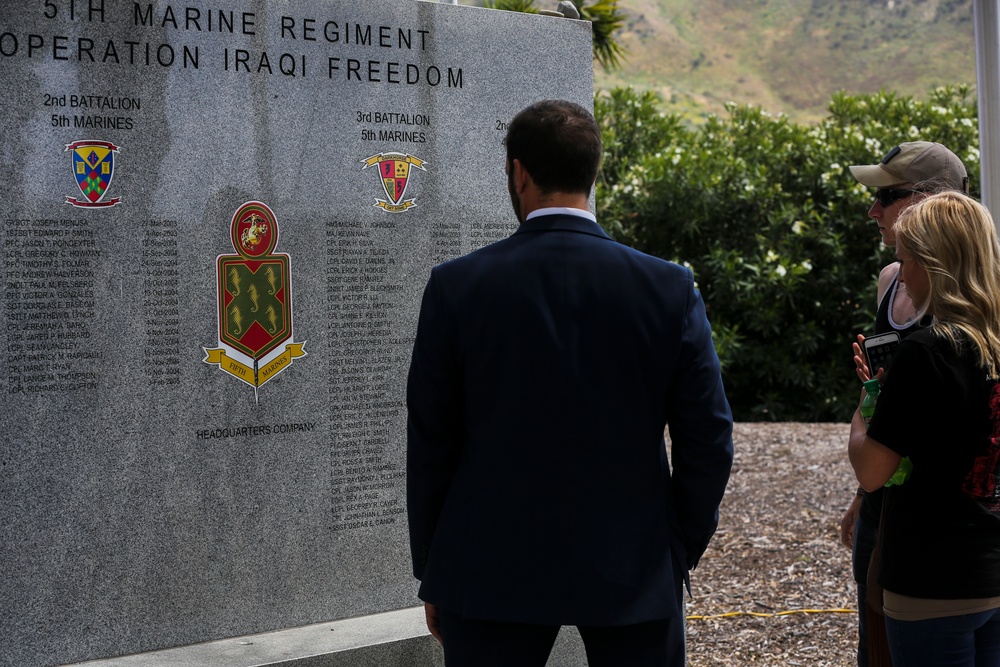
{"left": 203, "top": 201, "right": 306, "bottom": 401}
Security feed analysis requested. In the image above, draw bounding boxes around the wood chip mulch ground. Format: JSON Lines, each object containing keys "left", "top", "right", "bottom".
{"left": 684, "top": 422, "right": 859, "bottom": 667}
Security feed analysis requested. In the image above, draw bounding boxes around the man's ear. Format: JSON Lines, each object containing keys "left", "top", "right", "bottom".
{"left": 511, "top": 158, "right": 530, "bottom": 193}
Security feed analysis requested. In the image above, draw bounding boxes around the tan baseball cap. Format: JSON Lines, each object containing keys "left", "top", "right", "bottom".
{"left": 849, "top": 142, "right": 969, "bottom": 193}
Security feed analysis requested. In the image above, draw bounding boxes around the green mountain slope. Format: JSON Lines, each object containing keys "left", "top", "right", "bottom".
{"left": 593, "top": 0, "right": 976, "bottom": 122}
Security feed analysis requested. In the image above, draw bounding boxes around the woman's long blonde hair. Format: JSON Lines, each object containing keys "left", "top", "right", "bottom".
{"left": 895, "top": 191, "right": 1000, "bottom": 378}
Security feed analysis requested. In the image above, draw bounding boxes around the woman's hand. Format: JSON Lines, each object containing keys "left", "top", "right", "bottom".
{"left": 853, "top": 334, "right": 885, "bottom": 383}
{"left": 839, "top": 493, "right": 862, "bottom": 549}
{"left": 853, "top": 334, "right": 870, "bottom": 382}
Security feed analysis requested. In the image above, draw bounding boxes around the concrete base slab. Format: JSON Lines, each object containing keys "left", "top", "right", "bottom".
{"left": 63, "top": 607, "right": 443, "bottom": 667}
{"left": 62, "top": 606, "right": 588, "bottom": 667}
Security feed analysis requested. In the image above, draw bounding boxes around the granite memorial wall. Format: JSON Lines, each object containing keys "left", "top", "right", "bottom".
{"left": 0, "top": 1, "right": 594, "bottom": 665}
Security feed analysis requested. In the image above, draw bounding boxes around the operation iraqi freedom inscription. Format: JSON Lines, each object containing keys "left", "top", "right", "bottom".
{"left": 0, "top": 1, "right": 594, "bottom": 665}
{"left": 0, "top": 5, "right": 463, "bottom": 88}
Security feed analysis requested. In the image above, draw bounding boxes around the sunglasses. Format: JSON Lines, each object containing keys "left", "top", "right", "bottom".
{"left": 874, "top": 188, "right": 924, "bottom": 208}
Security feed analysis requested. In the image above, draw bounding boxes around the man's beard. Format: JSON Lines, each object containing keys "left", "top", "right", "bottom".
{"left": 508, "top": 168, "right": 524, "bottom": 224}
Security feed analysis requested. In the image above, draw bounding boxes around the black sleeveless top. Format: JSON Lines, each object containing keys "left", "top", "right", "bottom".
{"left": 874, "top": 270, "right": 924, "bottom": 338}
{"left": 862, "top": 269, "right": 927, "bottom": 524}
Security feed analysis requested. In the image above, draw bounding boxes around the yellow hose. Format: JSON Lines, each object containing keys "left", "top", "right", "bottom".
{"left": 687, "top": 608, "right": 857, "bottom": 620}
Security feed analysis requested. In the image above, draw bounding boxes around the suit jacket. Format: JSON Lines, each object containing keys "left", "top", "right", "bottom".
{"left": 406, "top": 212, "right": 733, "bottom": 626}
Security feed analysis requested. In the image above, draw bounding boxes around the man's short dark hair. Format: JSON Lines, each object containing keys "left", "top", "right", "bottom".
{"left": 504, "top": 99, "right": 602, "bottom": 196}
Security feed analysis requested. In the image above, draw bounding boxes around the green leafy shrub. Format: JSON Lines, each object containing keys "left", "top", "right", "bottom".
{"left": 483, "top": 1, "right": 626, "bottom": 71}
{"left": 483, "top": 0, "right": 538, "bottom": 12}
{"left": 596, "top": 86, "right": 979, "bottom": 421}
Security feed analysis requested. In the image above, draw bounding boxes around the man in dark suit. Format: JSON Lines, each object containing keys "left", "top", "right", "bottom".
{"left": 406, "top": 99, "right": 733, "bottom": 666}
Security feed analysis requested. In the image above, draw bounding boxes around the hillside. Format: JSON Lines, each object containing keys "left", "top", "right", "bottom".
{"left": 598, "top": 0, "right": 977, "bottom": 122}
{"left": 462, "top": 0, "right": 978, "bottom": 123}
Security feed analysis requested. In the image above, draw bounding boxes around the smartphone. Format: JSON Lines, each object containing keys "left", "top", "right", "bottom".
{"left": 863, "top": 332, "right": 901, "bottom": 376}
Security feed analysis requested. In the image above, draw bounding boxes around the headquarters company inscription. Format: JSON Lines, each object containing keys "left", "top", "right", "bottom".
{"left": 1, "top": 4, "right": 465, "bottom": 89}
{"left": 195, "top": 420, "right": 318, "bottom": 440}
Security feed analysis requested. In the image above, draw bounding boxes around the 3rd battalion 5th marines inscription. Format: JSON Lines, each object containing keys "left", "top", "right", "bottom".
{"left": 357, "top": 110, "right": 430, "bottom": 143}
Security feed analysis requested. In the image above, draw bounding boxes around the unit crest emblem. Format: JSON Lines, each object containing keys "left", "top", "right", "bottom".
{"left": 65, "top": 140, "right": 121, "bottom": 208}
{"left": 203, "top": 201, "right": 306, "bottom": 400}
{"left": 360, "top": 151, "right": 427, "bottom": 212}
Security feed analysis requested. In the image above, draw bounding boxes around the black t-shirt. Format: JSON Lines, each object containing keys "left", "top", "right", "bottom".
{"left": 867, "top": 328, "right": 1000, "bottom": 599}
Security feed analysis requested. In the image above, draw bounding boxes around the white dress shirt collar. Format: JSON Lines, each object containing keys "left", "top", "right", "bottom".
{"left": 526, "top": 207, "right": 597, "bottom": 223}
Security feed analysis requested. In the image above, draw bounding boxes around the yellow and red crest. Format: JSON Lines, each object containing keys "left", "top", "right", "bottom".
{"left": 65, "top": 140, "right": 121, "bottom": 208}
{"left": 360, "top": 152, "right": 427, "bottom": 212}
{"left": 203, "top": 201, "right": 306, "bottom": 400}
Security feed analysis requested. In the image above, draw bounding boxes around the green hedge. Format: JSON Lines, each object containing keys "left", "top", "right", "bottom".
{"left": 595, "top": 86, "right": 980, "bottom": 421}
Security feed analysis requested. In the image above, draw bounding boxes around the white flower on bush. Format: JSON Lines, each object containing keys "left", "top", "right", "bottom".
{"left": 775, "top": 265, "right": 787, "bottom": 278}
{"left": 961, "top": 118, "right": 974, "bottom": 128}
{"left": 792, "top": 221, "right": 805, "bottom": 234}
{"left": 801, "top": 260, "right": 812, "bottom": 272}
{"left": 820, "top": 165, "right": 842, "bottom": 186}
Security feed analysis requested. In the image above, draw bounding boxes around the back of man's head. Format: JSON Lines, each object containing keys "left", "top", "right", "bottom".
{"left": 849, "top": 141, "right": 970, "bottom": 194}
{"left": 504, "top": 100, "right": 602, "bottom": 196}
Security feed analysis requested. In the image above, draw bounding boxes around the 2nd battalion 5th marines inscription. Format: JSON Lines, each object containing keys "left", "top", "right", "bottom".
{"left": 44, "top": 94, "right": 140, "bottom": 131}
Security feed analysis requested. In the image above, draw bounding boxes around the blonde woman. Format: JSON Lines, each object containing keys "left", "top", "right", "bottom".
{"left": 849, "top": 191, "right": 1000, "bottom": 665}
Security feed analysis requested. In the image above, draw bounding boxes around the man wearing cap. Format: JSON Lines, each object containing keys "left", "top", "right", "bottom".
{"left": 839, "top": 141, "right": 969, "bottom": 666}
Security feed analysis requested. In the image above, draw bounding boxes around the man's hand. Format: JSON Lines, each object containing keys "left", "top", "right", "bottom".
{"left": 424, "top": 602, "right": 443, "bottom": 645}
{"left": 839, "top": 493, "right": 862, "bottom": 549}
